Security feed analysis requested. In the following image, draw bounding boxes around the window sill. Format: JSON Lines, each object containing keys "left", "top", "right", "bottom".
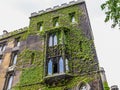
{"left": 43, "top": 73, "right": 73, "bottom": 85}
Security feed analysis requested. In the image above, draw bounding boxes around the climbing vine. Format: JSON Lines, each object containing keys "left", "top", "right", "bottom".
{"left": 11, "top": 3, "right": 103, "bottom": 90}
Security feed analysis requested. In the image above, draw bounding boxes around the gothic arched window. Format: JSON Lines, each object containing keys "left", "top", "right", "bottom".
{"left": 53, "top": 35, "right": 57, "bottom": 46}
{"left": 48, "top": 59, "right": 52, "bottom": 75}
{"left": 59, "top": 57, "right": 64, "bottom": 73}
{"left": 49, "top": 36, "right": 53, "bottom": 46}
{"left": 13, "top": 54, "right": 17, "bottom": 65}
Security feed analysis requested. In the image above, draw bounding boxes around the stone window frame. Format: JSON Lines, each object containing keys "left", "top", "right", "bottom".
{"left": 53, "top": 17, "right": 59, "bottom": 27}
{"left": 14, "top": 37, "right": 20, "bottom": 47}
{"left": 69, "top": 12, "right": 76, "bottom": 23}
{"left": 9, "top": 51, "right": 18, "bottom": 66}
{"left": 3, "top": 71, "right": 15, "bottom": 90}
{"left": 37, "top": 21, "right": 43, "bottom": 31}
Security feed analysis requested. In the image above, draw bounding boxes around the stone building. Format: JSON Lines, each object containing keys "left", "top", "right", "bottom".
{"left": 0, "top": 0, "right": 110, "bottom": 90}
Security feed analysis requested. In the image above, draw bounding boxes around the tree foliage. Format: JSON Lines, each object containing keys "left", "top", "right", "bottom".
{"left": 101, "top": 0, "right": 120, "bottom": 28}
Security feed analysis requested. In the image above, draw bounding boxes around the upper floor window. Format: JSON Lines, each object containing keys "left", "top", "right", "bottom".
{"left": 48, "top": 34, "right": 58, "bottom": 46}
{"left": 69, "top": 12, "right": 76, "bottom": 23}
{"left": 53, "top": 17, "right": 59, "bottom": 27}
{"left": 0, "top": 55, "right": 2, "bottom": 64}
{"left": 0, "top": 44, "right": 6, "bottom": 52}
{"left": 14, "top": 37, "right": 20, "bottom": 47}
{"left": 10, "top": 52, "right": 18, "bottom": 66}
{"left": 13, "top": 53, "right": 17, "bottom": 65}
{"left": 37, "top": 22, "right": 43, "bottom": 31}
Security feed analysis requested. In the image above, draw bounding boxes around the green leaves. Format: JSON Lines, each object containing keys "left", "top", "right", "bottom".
{"left": 101, "top": 0, "right": 120, "bottom": 28}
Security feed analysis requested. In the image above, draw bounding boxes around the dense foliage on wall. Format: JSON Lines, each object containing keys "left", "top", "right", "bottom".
{"left": 12, "top": 3, "right": 102, "bottom": 90}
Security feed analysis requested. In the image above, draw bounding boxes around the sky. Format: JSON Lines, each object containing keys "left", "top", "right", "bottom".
{"left": 0, "top": 0, "right": 119, "bottom": 88}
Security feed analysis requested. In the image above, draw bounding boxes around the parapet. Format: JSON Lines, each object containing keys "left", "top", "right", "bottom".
{"left": 0, "top": 27, "right": 28, "bottom": 40}
{"left": 111, "top": 85, "right": 119, "bottom": 90}
{"left": 30, "top": 0, "right": 85, "bottom": 18}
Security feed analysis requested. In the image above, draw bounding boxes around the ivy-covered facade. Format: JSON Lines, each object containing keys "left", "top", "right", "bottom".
{"left": 0, "top": 0, "right": 109, "bottom": 90}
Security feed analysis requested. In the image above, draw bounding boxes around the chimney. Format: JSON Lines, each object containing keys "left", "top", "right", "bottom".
{"left": 3, "top": 30, "right": 8, "bottom": 35}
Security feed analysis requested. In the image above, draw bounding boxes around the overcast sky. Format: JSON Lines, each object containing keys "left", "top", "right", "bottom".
{"left": 0, "top": 0, "right": 119, "bottom": 88}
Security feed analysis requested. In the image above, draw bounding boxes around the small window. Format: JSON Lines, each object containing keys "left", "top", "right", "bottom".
{"left": 53, "top": 17, "right": 59, "bottom": 27}
{"left": 37, "top": 22, "right": 43, "bottom": 31}
{"left": 69, "top": 12, "right": 76, "bottom": 23}
{"left": 14, "top": 38, "right": 20, "bottom": 47}
{"left": 13, "top": 54, "right": 17, "bottom": 65}
{"left": 0, "top": 44, "right": 6, "bottom": 52}
{"left": 0, "top": 55, "right": 2, "bottom": 64}
{"left": 10, "top": 52, "right": 18, "bottom": 66}
{"left": 48, "top": 59, "right": 52, "bottom": 75}
{"left": 59, "top": 57, "right": 64, "bottom": 73}
{"left": 7, "top": 75, "right": 14, "bottom": 90}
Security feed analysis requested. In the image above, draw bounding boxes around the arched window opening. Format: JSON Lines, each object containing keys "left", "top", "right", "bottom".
{"left": 71, "top": 16, "right": 75, "bottom": 23}
{"left": 39, "top": 25, "right": 43, "bottom": 31}
{"left": 49, "top": 36, "right": 53, "bottom": 46}
{"left": 53, "top": 35, "right": 57, "bottom": 46}
{"left": 55, "top": 21, "right": 59, "bottom": 27}
{"left": 48, "top": 59, "right": 52, "bottom": 75}
{"left": 59, "top": 57, "right": 64, "bottom": 73}
{"left": 13, "top": 54, "right": 17, "bottom": 65}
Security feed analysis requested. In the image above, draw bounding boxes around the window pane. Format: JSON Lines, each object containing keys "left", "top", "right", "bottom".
{"left": 66, "top": 59, "right": 69, "bottom": 71}
{"left": 17, "top": 41, "right": 20, "bottom": 47}
{"left": 72, "top": 16, "right": 75, "bottom": 23}
{"left": 48, "top": 59, "right": 52, "bottom": 75}
{"left": 53, "top": 35, "right": 57, "bottom": 46}
{"left": 2, "top": 45, "right": 6, "bottom": 51}
{"left": 55, "top": 22, "right": 59, "bottom": 27}
{"left": 13, "top": 54, "right": 17, "bottom": 65}
{"left": 7, "top": 76, "right": 14, "bottom": 90}
{"left": 49, "top": 36, "right": 53, "bottom": 46}
{"left": 40, "top": 26, "right": 43, "bottom": 31}
{"left": 59, "top": 57, "right": 64, "bottom": 73}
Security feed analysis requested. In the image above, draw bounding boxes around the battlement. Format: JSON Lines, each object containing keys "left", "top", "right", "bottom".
{"left": 0, "top": 27, "right": 28, "bottom": 40}
{"left": 30, "top": 0, "right": 85, "bottom": 18}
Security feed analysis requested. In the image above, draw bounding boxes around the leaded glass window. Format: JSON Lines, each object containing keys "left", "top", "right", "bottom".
{"left": 59, "top": 57, "right": 64, "bottom": 73}
{"left": 48, "top": 59, "right": 52, "bottom": 75}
